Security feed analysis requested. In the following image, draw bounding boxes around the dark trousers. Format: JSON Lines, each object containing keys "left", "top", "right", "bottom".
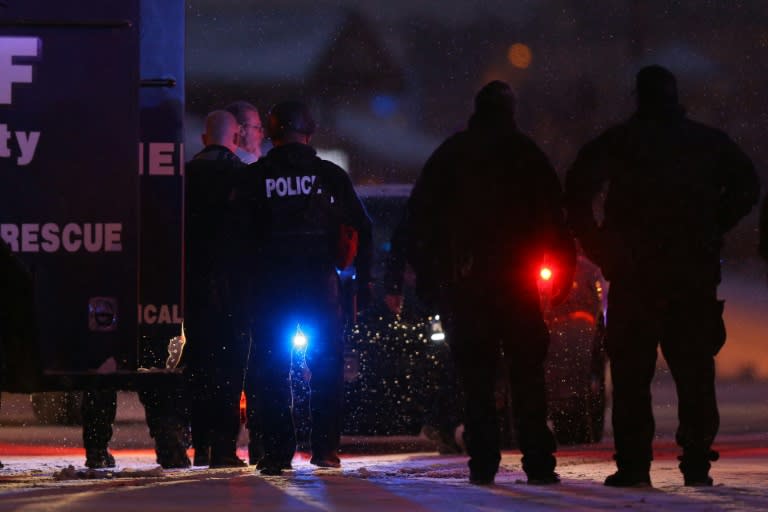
{"left": 82, "top": 389, "right": 117, "bottom": 452}
{"left": 187, "top": 368, "right": 243, "bottom": 460}
{"left": 246, "top": 290, "right": 344, "bottom": 466}
{"left": 607, "top": 281, "right": 724, "bottom": 471}
{"left": 445, "top": 285, "right": 556, "bottom": 478}
{"left": 184, "top": 301, "right": 245, "bottom": 462}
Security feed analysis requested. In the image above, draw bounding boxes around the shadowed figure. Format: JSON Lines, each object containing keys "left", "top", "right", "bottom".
{"left": 565, "top": 65, "right": 759, "bottom": 487}
{"left": 405, "top": 80, "right": 576, "bottom": 486}
{"left": 184, "top": 110, "right": 249, "bottom": 469}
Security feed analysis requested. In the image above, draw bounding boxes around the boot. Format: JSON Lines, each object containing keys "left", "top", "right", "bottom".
{"left": 155, "top": 433, "right": 191, "bottom": 469}
{"left": 193, "top": 446, "right": 210, "bottom": 467}
{"left": 310, "top": 451, "right": 341, "bottom": 468}
{"left": 527, "top": 472, "right": 561, "bottom": 485}
{"left": 679, "top": 450, "right": 718, "bottom": 487}
{"left": 604, "top": 468, "right": 652, "bottom": 487}
{"left": 85, "top": 449, "right": 115, "bottom": 469}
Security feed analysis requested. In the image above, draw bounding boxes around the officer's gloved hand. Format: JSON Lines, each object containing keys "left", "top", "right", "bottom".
{"left": 357, "top": 282, "right": 373, "bottom": 313}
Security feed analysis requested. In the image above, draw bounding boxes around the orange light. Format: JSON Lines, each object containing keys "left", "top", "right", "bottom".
{"left": 507, "top": 43, "right": 532, "bottom": 69}
{"left": 539, "top": 267, "right": 553, "bottom": 281}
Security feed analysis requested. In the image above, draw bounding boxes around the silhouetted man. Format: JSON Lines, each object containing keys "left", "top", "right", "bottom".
{"left": 565, "top": 65, "right": 759, "bottom": 487}
{"left": 407, "top": 81, "right": 575, "bottom": 485}
{"left": 184, "top": 110, "right": 249, "bottom": 468}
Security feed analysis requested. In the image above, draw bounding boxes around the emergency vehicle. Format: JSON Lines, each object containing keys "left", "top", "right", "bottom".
{"left": 0, "top": 0, "right": 186, "bottom": 412}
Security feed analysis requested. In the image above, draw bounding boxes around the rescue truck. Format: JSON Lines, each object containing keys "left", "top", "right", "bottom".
{"left": 0, "top": 0, "right": 186, "bottom": 413}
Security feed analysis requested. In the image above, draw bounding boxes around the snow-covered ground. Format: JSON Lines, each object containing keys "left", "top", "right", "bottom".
{"left": 0, "top": 441, "right": 767, "bottom": 511}
{"left": 1, "top": 379, "right": 767, "bottom": 511}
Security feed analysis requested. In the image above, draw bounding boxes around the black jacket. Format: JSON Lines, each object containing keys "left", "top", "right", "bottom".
{"left": 235, "top": 143, "right": 373, "bottom": 289}
{"left": 407, "top": 112, "right": 575, "bottom": 303}
{"left": 184, "top": 145, "right": 246, "bottom": 303}
{"left": 565, "top": 108, "right": 759, "bottom": 289}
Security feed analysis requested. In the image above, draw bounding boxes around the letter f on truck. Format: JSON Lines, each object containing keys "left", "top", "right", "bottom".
{"left": 0, "top": 37, "right": 39, "bottom": 105}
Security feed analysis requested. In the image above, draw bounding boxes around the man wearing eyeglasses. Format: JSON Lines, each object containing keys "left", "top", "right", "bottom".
{"left": 226, "top": 101, "right": 265, "bottom": 165}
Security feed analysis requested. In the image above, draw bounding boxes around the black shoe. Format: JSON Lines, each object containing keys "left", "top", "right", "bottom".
{"left": 527, "top": 472, "right": 561, "bottom": 485}
{"left": 683, "top": 474, "right": 713, "bottom": 487}
{"left": 469, "top": 473, "right": 495, "bottom": 485}
{"left": 259, "top": 465, "right": 283, "bottom": 476}
{"left": 85, "top": 449, "right": 116, "bottom": 469}
{"left": 310, "top": 454, "right": 341, "bottom": 469}
{"left": 256, "top": 459, "right": 292, "bottom": 471}
{"left": 604, "top": 469, "right": 652, "bottom": 487}
{"left": 193, "top": 447, "right": 210, "bottom": 467}
{"left": 209, "top": 455, "right": 248, "bottom": 468}
{"left": 157, "top": 448, "right": 191, "bottom": 469}
{"left": 679, "top": 450, "right": 717, "bottom": 487}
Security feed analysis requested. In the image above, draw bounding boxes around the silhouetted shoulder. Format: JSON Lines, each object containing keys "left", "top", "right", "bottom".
{"left": 514, "top": 131, "right": 554, "bottom": 163}
{"left": 682, "top": 117, "right": 736, "bottom": 145}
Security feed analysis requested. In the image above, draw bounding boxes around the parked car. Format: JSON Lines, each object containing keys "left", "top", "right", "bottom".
{"left": 342, "top": 184, "right": 608, "bottom": 445}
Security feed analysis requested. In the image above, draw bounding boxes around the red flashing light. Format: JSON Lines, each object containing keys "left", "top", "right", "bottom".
{"left": 539, "top": 266, "right": 553, "bottom": 281}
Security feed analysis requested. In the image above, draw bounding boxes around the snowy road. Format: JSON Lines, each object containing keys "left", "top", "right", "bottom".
{"left": 0, "top": 441, "right": 767, "bottom": 511}
{"left": 1, "top": 379, "right": 768, "bottom": 510}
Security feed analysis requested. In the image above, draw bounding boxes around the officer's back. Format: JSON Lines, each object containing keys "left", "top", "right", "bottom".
{"left": 185, "top": 111, "right": 246, "bottom": 285}
{"left": 238, "top": 101, "right": 372, "bottom": 291}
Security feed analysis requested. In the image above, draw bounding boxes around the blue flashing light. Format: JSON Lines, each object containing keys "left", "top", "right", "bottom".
{"left": 293, "top": 324, "right": 308, "bottom": 349}
{"left": 371, "top": 94, "right": 398, "bottom": 118}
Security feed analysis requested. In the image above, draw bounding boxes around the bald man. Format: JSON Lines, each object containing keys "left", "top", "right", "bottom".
{"left": 183, "top": 110, "right": 248, "bottom": 468}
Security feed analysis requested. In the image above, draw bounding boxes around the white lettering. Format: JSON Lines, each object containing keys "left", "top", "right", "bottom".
{"left": 143, "top": 304, "right": 158, "bottom": 325}
{"left": 0, "top": 37, "right": 39, "bottom": 105}
{"left": 266, "top": 178, "right": 276, "bottom": 198}
{"left": 40, "top": 223, "right": 59, "bottom": 252}
{"left": 275, "top": 177, "right": 288, "bottom": 196}
{"left": 104, "top": 223, "right": 122, "bottom": 251}
{"left": 62, "top": 223, "right": 82, "bottom": 252}
{"left": 0, "top": 124, "right": 10, "bottom": 158}
{"left": 1, "top": 224, "right": 19, "bottom": 251}
{"left": 20, "top": 224, "right": 39, "bottom": 252}
{"left": 138, "top": 304, "right": 183, "bottom": 325}
{"left": 15, "top": 131, "right": 40, "bottom": 166}
{"left": 149, "top": 142, "right": 175, "bottom": 175}
{"left": 158, "top": 305, "right": 171, "bottom": 323}
{"left": 287, "top": 176, "right": 298, "bottom": 196}
{"left": 0, "top": 38, "right": 43, "bottom": 167}
{"left": 301, "top": 175, "right": 312, "bottom": 194}
{"left": 83, "top": 223, "right": 103, "bottom": 253}
{"left": 0, "top": 222, "right": 124, "bottom": 253}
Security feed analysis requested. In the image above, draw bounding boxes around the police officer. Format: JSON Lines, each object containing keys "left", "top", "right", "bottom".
{"left": 184, "top": 109, "right": 249, "bottom": 468}
{"left": 565, "top": 65, "right": 759, "bottom": 487}
{"left": 406, "top": 81, "right": 575, "bottom": 485}
{"left": 235, "top": 101, "right": 372, "bottom": 475}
